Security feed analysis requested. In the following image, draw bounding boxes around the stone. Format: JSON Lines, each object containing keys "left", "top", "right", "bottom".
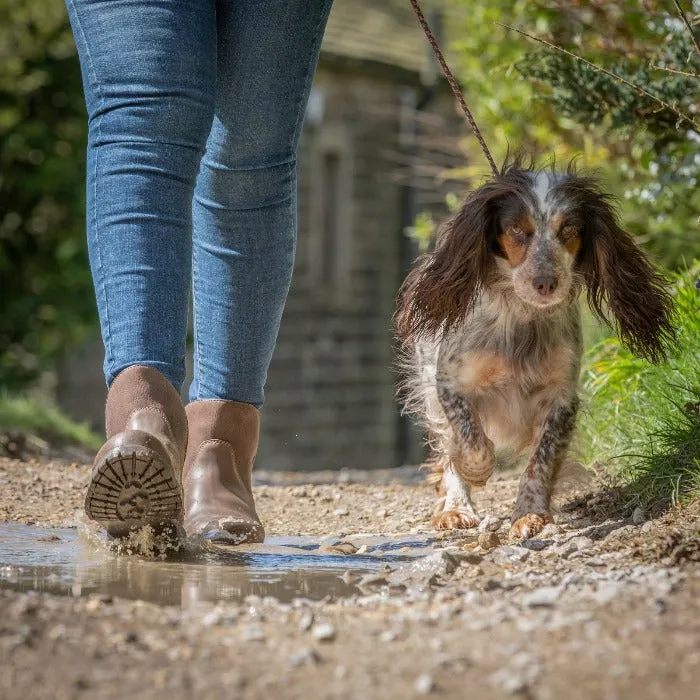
{"left": 493, "top": 546, "right": 530, "bottom": 564}
{"left": 299, "top": 613, "right": 314, "bottom": 632}
{"left": 312, "top": 623, "right": 336, "bottom": 642}
{"left": 523, "top": 586, "right": 563, "bottom": 608}
{"left": 478, "top": 532, "right": 501, "bottom": 550}
{"left": 389, "top": 550, "right": 460, "bottom": 588}
{"left": 321, "top": 541, "right": 356, "bottom": 554}
{"left": 590, "top": 581, "right": 626, "bottom": 604}
{"left": 478, "top": 516, "right": 502, "bottom": 533}
{"left": 414, "top": 674, "right": 435, "bottom": 695}
{"left": 451, "top": 550, "right": 483, "bottom": 566}
{"left": 490, "top": 668, "right": 529, "bottom": 695}
{"left": 632, "top": 506, "right": 647, "bottom": 525}
{"left": 539, "top": 524, "right": 564, "bottom": 538}
{"left": 289, "top": 648, "right": 319, "bottom": 667}
{"left": 521, "top": 539, "right": 550, "bottom": 551}
{"left": 241, "top": 626, "right": 265, "bottom": 642}
{"left": 554, "top": 536, "right": 594, "bottom": 558}
{"left": 201, "top": 609, "right": 223, "bottom": 628}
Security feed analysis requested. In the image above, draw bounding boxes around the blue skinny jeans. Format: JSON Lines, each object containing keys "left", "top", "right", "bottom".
{"left": 65, "top": 0, "right": 334, "bottom": 407}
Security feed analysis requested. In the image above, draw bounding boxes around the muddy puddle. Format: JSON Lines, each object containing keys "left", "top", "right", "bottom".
{"left": 0, "top": 523, "right": 436, "bottom": 607}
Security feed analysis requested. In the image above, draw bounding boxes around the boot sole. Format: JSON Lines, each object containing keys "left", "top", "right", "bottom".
{"left": 85, "top": 445, "right": 184, "bottom": 538}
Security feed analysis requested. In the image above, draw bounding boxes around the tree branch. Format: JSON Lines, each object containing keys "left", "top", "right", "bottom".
{"left": 498, "top": 22, "right": 700, "bottom": 132}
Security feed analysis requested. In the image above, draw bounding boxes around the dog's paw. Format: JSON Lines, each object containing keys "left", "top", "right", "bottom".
{"left": 451, "top": 441, "right": 495, "bottom": 487}
{"left": 432, "top": 509, "right": 480, "bottom": 531}
{"left": 509, "top": 513, "right": 553, "bottom": 540}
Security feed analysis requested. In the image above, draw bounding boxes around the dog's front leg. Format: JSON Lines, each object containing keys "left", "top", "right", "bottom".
{"left": 432, "top": 382, "right": 495, "bottom": 530}
{"left": 437, "top": 383, "right": 495, "bottom": 486}
{"left": 510, "top": 396, "right": 579, "bottom": 539}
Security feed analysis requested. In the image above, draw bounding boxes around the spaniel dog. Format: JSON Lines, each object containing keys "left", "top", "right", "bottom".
{"left": 395, "top": 160, "right": 674, "bottom": 539}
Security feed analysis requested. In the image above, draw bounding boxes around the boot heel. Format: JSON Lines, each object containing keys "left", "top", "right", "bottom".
{"left": 85, "top": 440, "right": 183, "bottom": 538}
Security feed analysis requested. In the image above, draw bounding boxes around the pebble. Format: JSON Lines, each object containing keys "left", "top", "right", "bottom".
{"left": 289, "top": 648, "right": 319, "bottom": 667}
{"left": 652, "top": 598, "right": 667, "bottom": 615}
{"left": 241, "top": 626, "right": 266, "bottom": 642}
{"left": 312, "top": 623, "right": 337, "bottom": 642}
{"left": 414, "top": 674, "right": 435, "bottom": 695}
{"left": 554, "top": 536, "right": 594, "bottom": 558}
{"left": 490, "top": 668, "right": 529, "bottom": 695}
{"left": 539, "top": 523, "right": 564, "bottom": 538}
{"left": 632, "top": 506, "right": 647, "bottom": 525}
{"left": 493, "top": 546, "right": 530, "bottom": 564}
{"left": 201, "top": 609, "right": 223, "bottom": 628}
{"left": 390, "top": 550, "right": 460, "bottom": 587}
{"left": 521, "top": 539, "right": 550, "bottom": 551}
{"left": 321, "top": 541, "right": 357, "bottom": 555}
{"left": 299, "top": 613, "right": 314, "bottom": 632}
{"left": 333, "top": 508, "right": 349, "bottom": 517}
{"left": 84, "top": 598, "right": 102, "bottom": 613}
{"left": 478, "top": 516, "right": 502, "bottom": 533}
{"left": 523, "top": 586, "right": 563, "bottom": 608}
{"left": 478, "top": 532, "right": 501, "bottom": 550}
{"left": 451, "top": 550, "right": 483, "bottom": 565}
{"left": 590, "top": 580, "right": 627, "bottom": 604}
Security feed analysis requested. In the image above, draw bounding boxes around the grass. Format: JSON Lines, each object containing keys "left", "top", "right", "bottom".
{"left": 579, "top": 263, "right": 700, "bottom": 512}
{"left": 0, "top": 394, "right": 102, "bottom": 451}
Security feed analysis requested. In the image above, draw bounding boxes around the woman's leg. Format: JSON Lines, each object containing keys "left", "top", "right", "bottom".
{"left": 190, "top": 0, "right": 334, "bottom": 406}
{"left": 64, "top": 0, "right": 216, "bottom": 534}
{"left": 65, "top": 0, "right": 216, "bottom": 390}
{"left": 183, "top": 0, "right": 333, "bottom": 541}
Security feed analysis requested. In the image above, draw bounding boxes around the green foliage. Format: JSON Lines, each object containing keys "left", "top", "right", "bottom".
{"left": 579, "top": 264, "right": 700, "bottom": 509}
{"left": 0, "top": 0, "right": 93, "bottom": 391}
{"left": 516, "top": 19, "right": 700, "bottom": 268}
{"left": 405, "top": 211, "right": 437, "bottom": 252}
{"left": 0, "top": 394, "right": 101, "bottom": 450}
{"left": 446, "top": 0, "right": 699, "bottom": 268}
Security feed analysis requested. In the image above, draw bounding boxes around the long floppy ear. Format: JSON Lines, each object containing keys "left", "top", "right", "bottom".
{"left": 394, "top": 185, "right": 496, "bottom": 343}
{"left": 579, "top": 191, "right": 675, "bottom": 362}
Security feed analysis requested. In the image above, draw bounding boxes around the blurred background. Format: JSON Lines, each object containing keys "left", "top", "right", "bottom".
{"left": 1, "top": 0, "right": 698, "bottom": 478}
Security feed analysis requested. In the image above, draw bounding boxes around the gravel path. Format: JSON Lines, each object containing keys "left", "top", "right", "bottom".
{"left": 1, "top": 456, "right": 699, "bottom": 699}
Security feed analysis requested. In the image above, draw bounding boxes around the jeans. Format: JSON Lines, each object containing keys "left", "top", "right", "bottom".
{"left": 64, "top": 0, "right": 334, "bottom": 407}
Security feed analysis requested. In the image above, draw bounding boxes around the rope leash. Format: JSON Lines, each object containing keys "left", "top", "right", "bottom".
{"left": 409, "top": 0, "right": 499, "bottom": 177}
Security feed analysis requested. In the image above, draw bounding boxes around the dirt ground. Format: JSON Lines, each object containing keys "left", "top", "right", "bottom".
{"left": 1, "top": 455, "right": 699, "bottom": 700}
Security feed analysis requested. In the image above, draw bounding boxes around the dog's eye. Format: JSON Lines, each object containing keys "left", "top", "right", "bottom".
{"left": 508, "top": 226, "right": 529, "bottom": 241}
{"left": 560, "top": 224, "right": 578, "bottom": 241}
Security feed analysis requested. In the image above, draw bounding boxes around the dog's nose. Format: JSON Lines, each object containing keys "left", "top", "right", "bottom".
{"left": 532, "top": 275, "right": 558, "bottom": 296}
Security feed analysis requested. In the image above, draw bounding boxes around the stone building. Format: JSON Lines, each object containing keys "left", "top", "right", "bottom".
{"left": 58, "top": 0, "right": 465, "bottom": 471}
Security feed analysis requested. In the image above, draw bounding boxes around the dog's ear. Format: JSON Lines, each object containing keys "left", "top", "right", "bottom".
{"left": 579, "top": 191, "right": 675, "bottom": 362}
{"left": 394, "top": 185, "right": 498, "bottom": 342}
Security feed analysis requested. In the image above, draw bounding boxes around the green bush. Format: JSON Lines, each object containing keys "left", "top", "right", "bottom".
{"left": 579, "top": 264, "right": 700, "bottom": 510}
{"left": 446, "top": 0, "right": 699, "bottom": 269}
{"left": 0, "top": 1, "right": 93, "bottom": 391}
{"left": 0, "top": 393, "right": 101, "bottom": 450}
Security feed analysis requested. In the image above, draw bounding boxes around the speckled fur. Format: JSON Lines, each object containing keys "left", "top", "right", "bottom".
{"left": 396, "top": 161, "right": 673, "bottom": 539}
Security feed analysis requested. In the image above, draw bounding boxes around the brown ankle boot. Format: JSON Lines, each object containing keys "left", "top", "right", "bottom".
{"left": 183, "top": 400, "right": 264, "bottom": 543}
{"left": 85, "top": 365, "right": 187, "bottom": 537}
